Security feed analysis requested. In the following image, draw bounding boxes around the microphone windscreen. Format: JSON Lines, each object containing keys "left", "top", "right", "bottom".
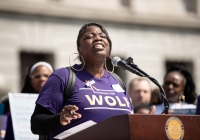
{"left": 111, "top": 56, "right": 121, "bottom": 66}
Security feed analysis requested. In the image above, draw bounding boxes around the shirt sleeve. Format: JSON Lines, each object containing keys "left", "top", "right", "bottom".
{"left": 36, "top": 68, "right": 69, "bottom": 114}
{"left": 31, "top": 104, "right": 63, "bottom": 135}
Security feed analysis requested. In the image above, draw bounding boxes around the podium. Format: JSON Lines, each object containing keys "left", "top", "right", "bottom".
{"left": 63, "top": 114, "right": 200, "bottom": 140}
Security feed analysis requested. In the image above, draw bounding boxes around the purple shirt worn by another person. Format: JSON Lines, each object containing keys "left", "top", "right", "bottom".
{"left": 36, "top": 65, "right": 133, "bottom": 140}
{"left": 196, "top": 95, "right": 200, "bottom": 115}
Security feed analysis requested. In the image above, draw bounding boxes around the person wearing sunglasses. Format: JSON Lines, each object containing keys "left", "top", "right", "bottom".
{"left": 4, "top": 61, "right": 53, "bottom": 140}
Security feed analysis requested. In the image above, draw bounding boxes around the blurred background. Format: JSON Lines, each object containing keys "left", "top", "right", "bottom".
{"left": 0, "top": 0, "right": 200, "bottom": 99}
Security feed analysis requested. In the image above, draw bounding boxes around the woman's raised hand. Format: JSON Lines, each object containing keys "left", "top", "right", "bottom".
{"left": 60, "top": 105, "right": 82, "bottom": 125}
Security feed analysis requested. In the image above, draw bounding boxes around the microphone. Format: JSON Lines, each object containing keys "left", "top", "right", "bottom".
{"left": 112, "top": 56, "right": 169, "bottom": 114}
{"left": 111, "top": 56, "right": 144, "bottom": 77}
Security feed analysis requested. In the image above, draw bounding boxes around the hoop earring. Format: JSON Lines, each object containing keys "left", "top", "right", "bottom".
{"left": 181, "top": 95, "right": 185, "bottom": 103}
{"left": 105, "top": 56, "right": 114, "bottom": 73}
{"left": 179, "top": 95, "right": 185, "bottom": 103}
{"left": 69, "top": 53, "right": 85, "bottom": 71}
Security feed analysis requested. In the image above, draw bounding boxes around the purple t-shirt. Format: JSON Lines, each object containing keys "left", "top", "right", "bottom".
{"left": 36, "top": 65, "right": 133, "bottom": 139}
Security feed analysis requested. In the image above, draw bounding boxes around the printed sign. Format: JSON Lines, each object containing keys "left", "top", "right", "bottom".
{"left": 9, "top": 93, "right": 39, "bottom": 140}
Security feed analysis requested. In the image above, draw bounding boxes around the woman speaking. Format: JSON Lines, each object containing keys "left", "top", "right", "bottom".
{"left": 31, "top": 23, "right": 160, "bottom": 140}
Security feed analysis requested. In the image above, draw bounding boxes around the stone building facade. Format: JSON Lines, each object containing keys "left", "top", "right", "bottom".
{"left": 0, "top": 0, "right": 200, "bottom": 98}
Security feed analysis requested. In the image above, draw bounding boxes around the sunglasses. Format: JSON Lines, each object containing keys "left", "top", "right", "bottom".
{"left": 31, "top": 74, "right": 50, "bottom": 79}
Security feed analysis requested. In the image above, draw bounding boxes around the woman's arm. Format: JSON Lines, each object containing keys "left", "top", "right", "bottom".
{"left": 31, "top": 104, "right": 63, "bottom": 135}
{"left": 31, "top": 104, "right": 82, "bottom": 135}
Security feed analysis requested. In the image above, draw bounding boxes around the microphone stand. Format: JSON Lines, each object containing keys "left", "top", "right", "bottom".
{"left": 125, "top": 57, "right": 169, "bottom": 114}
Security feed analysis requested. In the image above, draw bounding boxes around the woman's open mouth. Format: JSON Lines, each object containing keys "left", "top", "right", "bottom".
{"left": 93, "top": 44, "right": 104, "bottom": 50}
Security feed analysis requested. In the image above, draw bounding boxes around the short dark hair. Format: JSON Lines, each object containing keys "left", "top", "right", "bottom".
{"left": 76, "top": 23, "right": 112, "bottom": 52}
{"left": 164, "top": 65, "right": 197, "bottom": 103}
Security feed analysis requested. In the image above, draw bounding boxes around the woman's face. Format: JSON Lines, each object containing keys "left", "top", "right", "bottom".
{"left": 30, "top": 65, "right": 52, "bottom": 93}
{"left": 163, "top": 71, "right": 185, "bottom": 103}
{"left": 78, "top": 25, "right": 110, "bottom": 63}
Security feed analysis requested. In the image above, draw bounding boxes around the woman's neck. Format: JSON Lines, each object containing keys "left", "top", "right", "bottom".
{"left": 84, "top": 63, "right": 105, "bottom": 78}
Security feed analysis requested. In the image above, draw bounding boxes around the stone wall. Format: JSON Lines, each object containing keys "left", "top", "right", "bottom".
{"left": 0, "top": 0, "right": 200, "bottom": 97}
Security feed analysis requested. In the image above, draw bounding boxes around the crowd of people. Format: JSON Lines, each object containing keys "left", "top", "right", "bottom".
{"left": 128, "top": 65, "right": 198, "bottom": 114}
{"left": 0, "top": 22, "right": 200, "bottom": 140}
